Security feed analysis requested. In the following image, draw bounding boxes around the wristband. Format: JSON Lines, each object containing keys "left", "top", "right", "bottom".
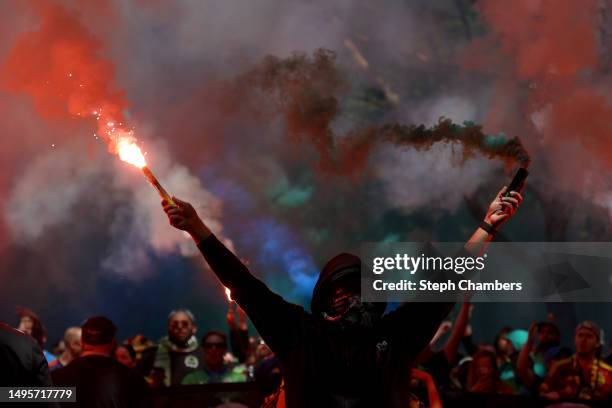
{"left": 479, "top": 220, "right": 497, "bottom": 236}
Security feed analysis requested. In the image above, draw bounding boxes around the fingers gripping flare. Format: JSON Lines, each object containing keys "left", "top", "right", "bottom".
{"left": 161, "top": 196, "right": 209, "bottom": 242}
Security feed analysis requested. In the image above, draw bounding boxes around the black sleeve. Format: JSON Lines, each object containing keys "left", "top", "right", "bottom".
{"left": 381, "top": 243, "right": 457, "bottom": 354}
{"left": 130, "top": 373, "right": 154, "bottom": 408}
{"left": 31, "top": 340, "right": 53, "bottom": 386}
{"left": 197, "top": 235, "right": 305, "bottom": 356}
{"left": 381, "top": 302, "right": 454, "bottom": 355}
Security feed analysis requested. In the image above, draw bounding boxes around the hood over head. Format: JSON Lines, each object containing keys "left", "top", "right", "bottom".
{"left": 311, "top": 252, "right": 386, "bottom": 319}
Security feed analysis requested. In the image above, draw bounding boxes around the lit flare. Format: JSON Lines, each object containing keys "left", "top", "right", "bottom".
{"left": 116, "top": 137, "right": 174, "bottom": 205}
{"left": 117, "top": 138, "right": 146, "bottom": 169}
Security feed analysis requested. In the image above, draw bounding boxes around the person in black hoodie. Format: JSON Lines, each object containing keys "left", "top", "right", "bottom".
{"left": 161, "top": 185, "right": 523, "bottom": 407}
{"left": 0, "top": 321, "right": 52, "bottom": 386}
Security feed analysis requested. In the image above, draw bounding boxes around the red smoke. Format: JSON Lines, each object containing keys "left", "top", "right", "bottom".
{"left": 1, "top": 1, "right": 128, "bottom": 146}
{"left": 0, "top": 0, "right": 140, "bottom": 284}
{"left": 479, "top": 0, "right": 598, "bottom": 78}
{"left": 468, "top": 0, "right": 612, "bottom": 168}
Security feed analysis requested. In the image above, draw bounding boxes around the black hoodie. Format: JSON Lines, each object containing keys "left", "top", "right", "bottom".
{"left": 198, "top": 235, "right": 453, "bottom": 408}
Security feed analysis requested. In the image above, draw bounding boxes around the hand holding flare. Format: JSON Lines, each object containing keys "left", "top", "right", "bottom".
{"left": 161, "top": 196, "right": 212, "bottom": 245}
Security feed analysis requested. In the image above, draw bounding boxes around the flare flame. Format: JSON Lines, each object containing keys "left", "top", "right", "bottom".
{"left": 116, "top": 138, "right": 146, "bottom": 169}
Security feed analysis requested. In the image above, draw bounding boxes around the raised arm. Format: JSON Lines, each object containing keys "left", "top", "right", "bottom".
{"left": 163, "top": 197, "right": 263, "bottom": 299}
{"left": 383, "top": 184, "right": 524, "bottom": 353}
{"left": 162, "top": 197, "right": 304, "bottom": 355}
{"left": 227, "top": 304, "right": 250, "bottom": 363}
{"left": 443, "top": 302, "right": 472, "bottom": 365}
{"left": 411, "top": 369, "right": 443, "bottom": 408}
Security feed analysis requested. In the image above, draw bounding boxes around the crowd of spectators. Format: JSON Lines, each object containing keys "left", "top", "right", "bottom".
{"left": 3, "top": 302, "right": 612, "bottom": 407}
{"left": 413, "top": 303, "right": 612, "bottom": 406}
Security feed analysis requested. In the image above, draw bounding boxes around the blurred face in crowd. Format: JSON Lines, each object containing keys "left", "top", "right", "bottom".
{"left": 538, "top": 324, "right": 560, "bottom": 349}
{"left": 496, "top": 336, "right": 514, "bottom": 357}
{"left": 65, "top": 328, "right": 82, "bottom": 357}
{"left": 256, "top": 343, "right": 273, "bottom": 361}
{"left": 473, "top": 355, "right": 495, "bottom": 382}
{"left": 18, "top": 316, "right": 33, "bottom": 335}
{"left": 575, "top": 328, "right": 598, "bottom": 356}
{"left": 203, "top": 333, "right": 227, "bottom": 369}
{"left": 114, "top": 346, "right": 136, "bottom": 368}
{"left": 168, "top": 311, "right": 196, "bottom": 346}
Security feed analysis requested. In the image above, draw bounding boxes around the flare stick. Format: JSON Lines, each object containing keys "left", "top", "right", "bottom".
{"left": 142, "top": 166, "right": 175, "bottom": 205}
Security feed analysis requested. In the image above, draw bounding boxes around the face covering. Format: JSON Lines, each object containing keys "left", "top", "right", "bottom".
{"left": 323, "top": 294, "right": 381, "bottom": 330}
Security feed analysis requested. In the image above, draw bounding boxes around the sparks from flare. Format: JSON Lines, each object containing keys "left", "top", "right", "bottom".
{"left": 98, "top": 112, "right": 174, "bottom": 205}
{"left": 225, "top": 287, "right": 233, "bottom": 302}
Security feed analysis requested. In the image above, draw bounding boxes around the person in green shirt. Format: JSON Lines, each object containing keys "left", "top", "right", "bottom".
{"left": 153, "top": 309, "right": 201, "bottom": 386}
{"left": 182, "top": 331, "right": 247, "bottom": 384}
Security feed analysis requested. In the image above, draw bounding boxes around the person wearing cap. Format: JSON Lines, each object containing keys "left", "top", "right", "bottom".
{"left": 153, "top": 309, "right": 201, "bottom": 386}
{"left": 540, "top": 320, "right": 612, "bottom": 401}
{"left": 160, "top": 183, "right": 523, "bottom": 408}
{"left": 52, "top": 316, "right": 152, "bottom": 407}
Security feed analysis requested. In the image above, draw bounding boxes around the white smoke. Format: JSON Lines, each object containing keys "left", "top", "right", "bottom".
{"left": 374, "top": 94, "right": 498, "bottom": 213}
{"left": 6, "top": 147, "right": 103, "bottom": 242}
{"left": 6, "top": 140, "right": 227, "bottom": 280}
{"left": 375, "top": 143, "right": 500, "bottom": 212}
{"left": 409, "top": 95, "right": 479, "bottom": 127}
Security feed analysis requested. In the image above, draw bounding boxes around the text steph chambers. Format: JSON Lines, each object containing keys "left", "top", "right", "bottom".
{"left": 372, "top": 279, "right": 523, "bottom": 292}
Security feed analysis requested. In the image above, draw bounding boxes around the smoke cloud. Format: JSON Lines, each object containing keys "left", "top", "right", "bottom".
{"left": 465, "top": 0, "right": 612, "bottom": 194}
{"left": 0, "top": 0, "right": 610, "bottom": 341}
{"left": 1, "top": 1, "right": 228, "bottom": 281}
